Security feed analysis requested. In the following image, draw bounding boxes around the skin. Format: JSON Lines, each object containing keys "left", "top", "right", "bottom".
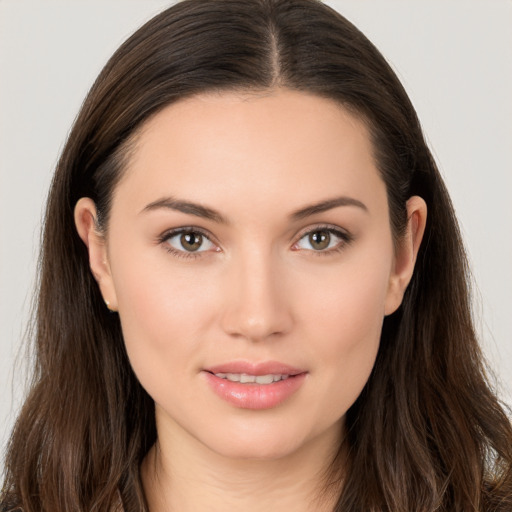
{"left": 75, "top": 89, "right": 426, "bottom": 511}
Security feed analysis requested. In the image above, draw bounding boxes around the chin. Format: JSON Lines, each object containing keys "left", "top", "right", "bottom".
{"left": 207, "top": 434, "right": 305, "bottom": 461}
{"left": 196, "top": 417, "right": 340, "bottom": 463}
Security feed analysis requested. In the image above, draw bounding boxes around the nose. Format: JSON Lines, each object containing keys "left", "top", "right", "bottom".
{"left": 220, "top": 250, "right": 294, "bottom": 342}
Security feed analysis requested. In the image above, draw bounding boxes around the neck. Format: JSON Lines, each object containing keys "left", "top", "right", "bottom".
{"left": 141, "top": 422, "right": 344, "bottom": 512}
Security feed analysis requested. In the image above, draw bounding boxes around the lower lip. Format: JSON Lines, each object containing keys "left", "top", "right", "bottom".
{"left": 204, "top": 372, "right": 307, "bottom": 410}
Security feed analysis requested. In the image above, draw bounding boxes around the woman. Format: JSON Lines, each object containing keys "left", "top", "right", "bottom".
{"left": 2, "top": 0, "right": 511, "bottom": 510}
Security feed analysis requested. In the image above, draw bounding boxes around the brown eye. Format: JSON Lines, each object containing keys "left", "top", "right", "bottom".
{"left": 308, "top": 230, "right": 331, "bottom": 250}
{"left": 180, "top": 232, "right": 203, "bottom": 251}
{"left": 294, "top": 227, "right": 350, "bottom": 253}
{"left": 164, "top": 229, "right": 216, "bottom": 254}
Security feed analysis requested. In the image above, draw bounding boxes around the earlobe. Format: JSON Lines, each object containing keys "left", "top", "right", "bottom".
{"left": 384, "top": 196, "right": 427, "bottom": 316}
{"left": 74, "top": 198, "right": 118, "bottom": 311}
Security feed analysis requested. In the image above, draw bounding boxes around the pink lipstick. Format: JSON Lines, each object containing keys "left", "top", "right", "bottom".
{"left": 203, "top": 361, "right": 307, "bottom": 410}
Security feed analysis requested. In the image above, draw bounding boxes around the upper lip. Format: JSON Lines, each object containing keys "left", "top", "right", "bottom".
{"left": 204, "top": 361, "right": 306, "bottom": 376}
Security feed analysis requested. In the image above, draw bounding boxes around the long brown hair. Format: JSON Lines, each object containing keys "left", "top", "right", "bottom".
{"left": 2, "top": 1, "right": 511, "bottom": 510}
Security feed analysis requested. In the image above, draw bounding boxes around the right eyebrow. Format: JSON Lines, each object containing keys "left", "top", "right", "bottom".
{"left": 289, "top": 196, "right": 369, "bottom": 221}
{"left": 140, "top": 196, "right": 229, "bottom": 225}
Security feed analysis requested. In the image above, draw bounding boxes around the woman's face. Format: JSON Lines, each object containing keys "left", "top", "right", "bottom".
{"left": 77, "top": 89, "right": 423, "bottom": 460}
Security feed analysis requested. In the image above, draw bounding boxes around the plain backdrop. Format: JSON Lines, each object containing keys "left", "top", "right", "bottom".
{"left": 1, "top": 0, "right": 511, "bottom": 460}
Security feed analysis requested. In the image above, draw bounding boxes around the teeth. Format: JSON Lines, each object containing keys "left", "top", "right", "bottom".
{"left": 240, "top": 374, "right": 255, "bottom": 383}
{"left": 214, "top": 373, "right": 290, "bottom": 384}
{"left": 255, "top": 374, "right": 274, "bottom": 384}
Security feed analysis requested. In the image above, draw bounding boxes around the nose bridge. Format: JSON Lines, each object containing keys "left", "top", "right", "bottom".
{"left": 220, "top": 244, "right": 292, "bottom": 341}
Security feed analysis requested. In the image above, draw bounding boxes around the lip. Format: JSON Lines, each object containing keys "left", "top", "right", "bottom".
{"left": 203, "top": 360, "right": 307, "bottom": 410}
{"left": 205, "top": 360, "right": 306, "bottom": 376}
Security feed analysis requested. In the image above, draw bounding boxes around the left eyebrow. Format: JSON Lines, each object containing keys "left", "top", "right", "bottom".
{"left": 140, "top": 196, "right": 228, "bottom": 224}
{"left": 290, "top": 196, "right": 368, "bottom": 221}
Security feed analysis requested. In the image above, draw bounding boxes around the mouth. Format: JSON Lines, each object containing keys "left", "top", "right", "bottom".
{"left": 204, "top": 360, "right": 305, "bottom": 377}
{"left": 210, "top": 372, "right": 292, "bottom": 384}
{"left": 203, "top": 361, "right": 307, "bottom": 410}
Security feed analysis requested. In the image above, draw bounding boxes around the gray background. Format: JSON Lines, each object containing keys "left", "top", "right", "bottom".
{"left": 1, "top": 0, "right": 511, "bottom": 459}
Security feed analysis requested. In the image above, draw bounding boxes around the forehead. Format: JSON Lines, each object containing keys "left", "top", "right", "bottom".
{"left": 114, "top": 89, "right": 386, "bottom": 216}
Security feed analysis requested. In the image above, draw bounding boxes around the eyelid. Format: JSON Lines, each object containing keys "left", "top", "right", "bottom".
{"left": 294, "top": 223, "right": 352, "bottom": 241}
{"left": 157, "top": 226, "right": 221, "bottom": 255}
{"left": 156, "top": 223, "right": 353, "bottom": 258}
{"left": 292, "top": 223, "right": 354, "bottom": 252}
{"left": 158, "top": 225, "right": 214, "bottom": 241}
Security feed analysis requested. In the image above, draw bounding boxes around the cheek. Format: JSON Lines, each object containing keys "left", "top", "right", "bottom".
{"left": 307, "top": 265, "right": 387, "bottom": 371}
{"left": 108, "top": 242, "right": 219, "bottom": 389}
{"left": 300, "top": 244, "right": 392, "bottom": 348}
{"left": 295, "top": 241, "right": 393, "bottom": 414}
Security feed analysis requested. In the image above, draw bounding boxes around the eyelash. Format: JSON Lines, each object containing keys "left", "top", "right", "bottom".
{"left": 292, "top": 224, "right": 354, "bottom": 256}
{"left": 158, "top": 227, "right": 216, "bottom": 260}
{"left": 157, "top": 224, "right": 353, "bottom": 260}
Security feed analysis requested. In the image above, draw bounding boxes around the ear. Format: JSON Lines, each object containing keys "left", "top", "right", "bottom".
{"left": 384, "top": 196, "right": 427, "bottom": 316}
{"left": 74, "top": 197, "right": 118, "bottom": 311}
